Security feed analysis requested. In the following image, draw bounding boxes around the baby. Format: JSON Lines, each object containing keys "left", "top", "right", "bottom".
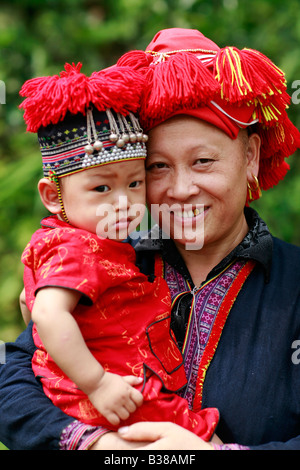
{"left": 20, "top": 62, "right": 218, "bottom": 439}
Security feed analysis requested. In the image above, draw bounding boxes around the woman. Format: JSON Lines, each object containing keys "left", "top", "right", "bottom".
{"left": 1, "top": 28, "right": 300, "bottom": 450}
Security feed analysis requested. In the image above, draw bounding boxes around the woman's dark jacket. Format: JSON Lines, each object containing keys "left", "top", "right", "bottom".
{"left": 0, "top": 208, "right": 299, "bottom": 450}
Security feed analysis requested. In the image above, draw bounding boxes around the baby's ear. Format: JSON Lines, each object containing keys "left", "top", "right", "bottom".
{"left": 38, "top": 178, "right": 61, "bottom": 214}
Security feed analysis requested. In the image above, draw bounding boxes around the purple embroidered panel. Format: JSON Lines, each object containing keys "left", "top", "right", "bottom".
{"left": 164, "top": 259, "right": 247, "bottom": 408}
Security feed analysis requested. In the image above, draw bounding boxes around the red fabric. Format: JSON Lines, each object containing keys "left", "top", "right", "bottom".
{"left": 145, "top": 28, "right": 255, "bottom": 139}
{"left": 136, "top": 27, "right": 300, "bottom": 196}
{"left": 19, "top": 63, "right": 146, "bottom": 133}
{"left": 146, "top": 27, "right": 220, "bottom": 54}
{"left": 159, "top": 98, "right": 256, "bottom": 140}
{"left": 22, "top": 216, "right": 218, "bottom": 439}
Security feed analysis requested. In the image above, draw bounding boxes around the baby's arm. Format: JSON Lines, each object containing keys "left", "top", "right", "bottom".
{"left": 20, "top": 288, "right": 31, "bottom": 325}
{"left": 32, "top": 287, "right": 143, "bottom": 426}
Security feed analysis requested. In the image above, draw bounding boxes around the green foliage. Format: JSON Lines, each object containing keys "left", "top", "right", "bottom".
{"left": 0, "top": 0, "right": 299, "bottom": 343}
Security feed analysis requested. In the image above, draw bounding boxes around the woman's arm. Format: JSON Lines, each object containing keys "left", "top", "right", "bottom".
{"left": 0, "top": 323, "right": 74, "bottom": 450}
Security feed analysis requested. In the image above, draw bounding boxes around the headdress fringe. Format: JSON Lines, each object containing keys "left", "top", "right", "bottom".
{"left": 20, "top": 62, "right": 145, "bottom": 132}
{"left": 117, "top": 39, "right": 300, "bottom": 197}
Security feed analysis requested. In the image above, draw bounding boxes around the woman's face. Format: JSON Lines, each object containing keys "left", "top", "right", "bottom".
{"left": 146, "top": 116, "right": 260, "bottom": 252}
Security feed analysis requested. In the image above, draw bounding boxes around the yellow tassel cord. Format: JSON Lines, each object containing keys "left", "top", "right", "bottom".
{"left": 215, "top": 47, "right": 252, "bottom": 99}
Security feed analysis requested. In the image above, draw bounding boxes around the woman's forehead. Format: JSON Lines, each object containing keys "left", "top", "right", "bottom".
{"left": 147, "top": 116, "right": 234, "bottom": 155}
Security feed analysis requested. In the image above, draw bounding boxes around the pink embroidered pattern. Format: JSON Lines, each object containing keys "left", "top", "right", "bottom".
{"left": 165, "top": 260, "right": 248, "bottom": 408}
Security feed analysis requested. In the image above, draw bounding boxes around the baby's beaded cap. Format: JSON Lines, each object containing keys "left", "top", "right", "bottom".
{"left": 19, "top": 63, "right": 147, "bottom": 178}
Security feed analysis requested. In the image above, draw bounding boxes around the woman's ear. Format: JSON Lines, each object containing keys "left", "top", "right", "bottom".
{"left": 246, "top": 133, "right": 261, "bottom": 181}
{"left": 38, "top": 178, "right": 61, "bottom": 214}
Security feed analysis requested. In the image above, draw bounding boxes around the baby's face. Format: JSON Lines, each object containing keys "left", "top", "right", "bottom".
{"left": 60, "top": 159, "right": 146, "bottom": 240}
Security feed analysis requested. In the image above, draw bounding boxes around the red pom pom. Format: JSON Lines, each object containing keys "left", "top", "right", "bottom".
{"left": 117, "top": 50, "right": 153, "bottom": 71}
{"left": 258, "top": 158, "right": 290, "bottom": 193}
{"left": 140, "top": 52, "right": 220, "bottom": 130}
{"left": 213, "top": 47, "right": 290, "bottom": 125}
{"left": 19, "top": 63, "right": 145, "bottom": 132}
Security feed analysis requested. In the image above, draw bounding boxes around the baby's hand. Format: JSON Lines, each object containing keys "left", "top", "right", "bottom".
{"left": 88, "top": 372, "right": 144, "bottom": 426}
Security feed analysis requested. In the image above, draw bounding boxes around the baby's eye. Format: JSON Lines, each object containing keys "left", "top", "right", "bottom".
{"left": 129, "top": 180, "right": 142, "bottom": 188}
{"left": 95, "top": 185, "right": 110, "bottom": 192}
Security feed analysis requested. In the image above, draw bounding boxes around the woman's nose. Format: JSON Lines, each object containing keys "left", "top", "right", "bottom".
{"left": 167, "top": 170, "right": 200, "bottom": 200}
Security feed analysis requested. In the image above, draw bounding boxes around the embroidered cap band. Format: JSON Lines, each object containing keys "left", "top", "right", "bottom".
{"left": 37, "top": 106, "right": 147, "bottom": 178}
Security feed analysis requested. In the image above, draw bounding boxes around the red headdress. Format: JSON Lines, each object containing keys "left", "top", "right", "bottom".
{"left": 19, "top": 63, "right": 147, "bottom": 178}
{"left": 117, "top": 28, "right": 300, "bottom": 202}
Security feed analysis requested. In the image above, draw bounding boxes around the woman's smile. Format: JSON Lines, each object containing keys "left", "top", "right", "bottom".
{"left": 146, "top": 115, "right": 260, "bottom": 253}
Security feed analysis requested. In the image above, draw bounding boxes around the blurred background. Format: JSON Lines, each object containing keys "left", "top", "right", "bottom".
{"left": 0, "top": 0, "right": 299, "bottom": 343}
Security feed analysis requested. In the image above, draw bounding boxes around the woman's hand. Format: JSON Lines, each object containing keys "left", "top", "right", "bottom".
{"left": 117, "top": 422, "right": 214, "bottom": 450}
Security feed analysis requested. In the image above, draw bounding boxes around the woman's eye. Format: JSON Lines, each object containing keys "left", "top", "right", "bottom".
{"left": 146, "top": 162, "right": 168, "bottom": 170}
{"left": 95, "top": 185, "right": 110, "bottom": 192}
{"left": 195, "top": 158, "right": 214, "bottom": 165}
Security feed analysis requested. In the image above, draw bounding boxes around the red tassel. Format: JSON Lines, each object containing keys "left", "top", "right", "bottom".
{"left": 19, "top": 63, "right": 146, "bottom": 132}
{"left": 140, "top": 52, "right": 220, "bottom": 129}
{"left": 259, "top": 117, "right": 300, "bottom": 160}
{"left": 117, "top": 50, "right": 153, "bottom": 71}
{"left": 59, "top": 62, "right": 83, "bottom": 77}
{"left": 213, "top": 47, "right": 290, "bottom": 125}
{"left": 90, "top": 67, "right": 146, "bottom": 115}
{"left": 255, "top": 113, "right": 300, "bottom": 192}
{"left": 258, "top": 158, "right": 290, "bottom": 191}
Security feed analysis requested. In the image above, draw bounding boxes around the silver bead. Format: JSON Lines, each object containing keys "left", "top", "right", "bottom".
{"left": 129, "top": 133, "right": 137, "bottom": 143}
{"left": 142, "top": 134, "right": 148, "bottom": 142}
{"left": 116, "top": 138, "right": 125, "bottom": 148}
{"left": 136, "top": 132, "right": 143, "bottom": 142}
{"left": 122, "top": 133, "right": 130, "bottom": 143}
{"left": 93, "top": 140, "right": 103, "bottom": 151}
{"left": 84, "top": 143, "right": 94, "bottom": 154}
{"left": 109, "top": 133, "right": 118, "bottom": 142}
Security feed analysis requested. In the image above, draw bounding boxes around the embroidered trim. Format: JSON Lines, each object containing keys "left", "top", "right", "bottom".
{"left": 193, "top": 259, "right": 256, "bottom": 412}
{"left": 59, "top": 420, "right": 108, "bottom": 450}
{"left": 212, "top": 442, "right": 250, "bottom": 450}
{"left": 164, "top": 257, "right": 256, "bottom": 410}
{"left": 182, "top": 261, "right": 236, "bottom": 354}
